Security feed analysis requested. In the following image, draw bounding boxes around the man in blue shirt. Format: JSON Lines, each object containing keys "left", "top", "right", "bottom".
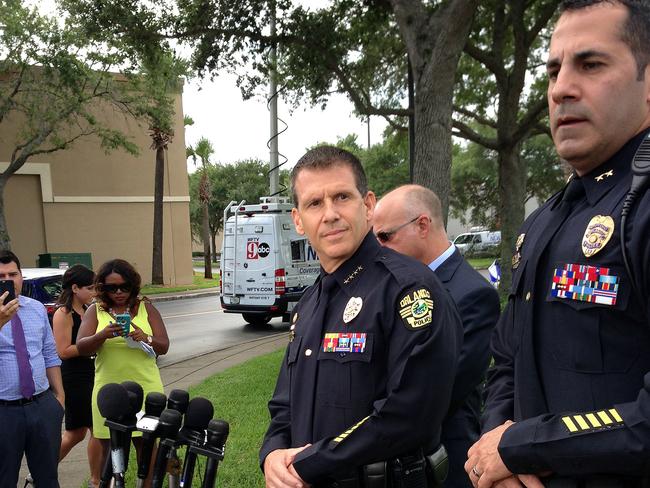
{"left": 0, "top": 250, "right": 64, "bottom": 487}
{"left": 374, "top": 185, "right": 500, "bottom": 488}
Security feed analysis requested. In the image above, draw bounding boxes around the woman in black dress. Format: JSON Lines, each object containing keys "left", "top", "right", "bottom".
{"left": 52, "top": 265, "right": 102, "bottom": 488}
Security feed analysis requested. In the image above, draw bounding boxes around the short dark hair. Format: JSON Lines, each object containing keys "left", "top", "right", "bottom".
{"left": 0, "top": 250, "right": 21, "bottom": 271}
{"left": 95, "top": 258, "right": 142, "bottom": 311}
{"left": 560, "top": 0, "right": 650, "bottom": 79}
{"left": 291, "top": 146, "right": 368, "bottom": 205}
{"left": 56, "top": 264, "right": 95, "bottom": 311}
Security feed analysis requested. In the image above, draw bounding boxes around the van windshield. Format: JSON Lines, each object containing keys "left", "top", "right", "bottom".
{"left": 454, "top": 234, "right": 474, "bottom": 245}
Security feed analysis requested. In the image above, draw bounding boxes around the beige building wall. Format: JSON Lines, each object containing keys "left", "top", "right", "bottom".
{"left": 0, "top": 87, "right": 193, "bottom": 284}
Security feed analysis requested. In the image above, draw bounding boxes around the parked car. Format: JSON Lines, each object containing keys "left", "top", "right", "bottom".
{"left": 453, "top": 230, "right": 501, "bottom": 257}
{"left": 21, "top": 268, "right": 65, "bottom": 320}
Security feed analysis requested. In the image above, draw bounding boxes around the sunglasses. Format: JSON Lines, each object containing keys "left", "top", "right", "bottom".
{"left": 375, "top": 216, "right": 420, "bottom": 243}
{"left": 102, "top": 283, "right": 133, "bottom": 294}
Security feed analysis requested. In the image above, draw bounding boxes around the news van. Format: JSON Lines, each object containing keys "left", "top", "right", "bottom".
{"left": 453, "top": 229, "right": 501, "bottom": 256}
{"left": 219, "top": 197, "right": 320, "bottom": 326}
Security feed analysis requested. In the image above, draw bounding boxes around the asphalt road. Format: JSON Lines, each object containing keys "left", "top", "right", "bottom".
{"left": 155, "top": 295, "right": 290, "bottom": 366}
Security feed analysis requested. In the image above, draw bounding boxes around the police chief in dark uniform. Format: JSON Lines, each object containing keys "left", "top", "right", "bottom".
{"left": 466, "top": 1, "right": 650, "bottom": 487}
{"left": 260, "top": 146, "right": 463, "bottom": 488}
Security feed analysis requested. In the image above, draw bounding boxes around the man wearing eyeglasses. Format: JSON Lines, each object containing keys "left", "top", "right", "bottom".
{"left": 260, "top": 146, "right": 463, "bottom": 488}
{"left": 374, "top": 185, "right": 500, "bottom": 488}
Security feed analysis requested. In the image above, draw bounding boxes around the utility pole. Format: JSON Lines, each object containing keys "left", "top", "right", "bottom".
{"left": 407, "top": 54, "right": 415, "bottom": 183}
{"left": 268, "top": 0, "right": 279, "bottom": 199}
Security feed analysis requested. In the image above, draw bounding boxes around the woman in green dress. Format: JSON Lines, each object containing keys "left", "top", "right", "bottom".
{"left": 77, "top": 258, "right": 169, "bottom": 485}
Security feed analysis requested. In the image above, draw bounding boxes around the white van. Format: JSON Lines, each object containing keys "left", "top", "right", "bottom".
{"left": 453, "top": 230, "right": 501, "bottom": 256}
{"left": 219, "top": 197, "right": 320, "bottom": 326}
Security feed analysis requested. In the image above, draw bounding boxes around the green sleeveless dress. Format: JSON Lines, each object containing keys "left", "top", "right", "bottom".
{"left": 91, "top": 301, "right": 164, "bottom": 439}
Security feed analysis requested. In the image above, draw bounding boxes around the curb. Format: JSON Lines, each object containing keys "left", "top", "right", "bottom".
{"left": 146, "top": 289, "right": 220, "bottom": 303}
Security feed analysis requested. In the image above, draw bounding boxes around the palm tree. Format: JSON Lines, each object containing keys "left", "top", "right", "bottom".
{"left": 194, "top": 137, "right": 215, "bottom": 278}
{"left": 150, "top": 127, "right": 173, "bottom": 284}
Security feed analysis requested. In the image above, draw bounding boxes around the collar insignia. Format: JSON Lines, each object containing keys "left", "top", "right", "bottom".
{"left": 343, "top": 297, "right": 363, "bottom": 323}
{"left": 594, "top": 170, "right": 614, "bottom": 182}
{"left": 343, "top": 265, "right": 363, "bottom": 285}
{"left": 515, "top": 233, "right": 525, "bottom": 251}
{"left": 582, "top": 215, "right": 615, "bottom": 258}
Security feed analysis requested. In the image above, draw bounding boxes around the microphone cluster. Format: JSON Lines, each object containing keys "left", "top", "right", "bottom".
{"left": 96, "top": 382, "right": 230, "bottom": 488}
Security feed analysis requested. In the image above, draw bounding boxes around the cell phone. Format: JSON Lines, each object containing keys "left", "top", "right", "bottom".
{"left": 114, "top": 313, "right": 131, "bottom": 336}
{"left": 0, "top": 280, "right": 16, "bottom": 305}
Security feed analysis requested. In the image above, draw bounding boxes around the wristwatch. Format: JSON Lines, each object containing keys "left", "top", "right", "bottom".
{"left": 146, "top": 335, "right": 153, "bottom": 345}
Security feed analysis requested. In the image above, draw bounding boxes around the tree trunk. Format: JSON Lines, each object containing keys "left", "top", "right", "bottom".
{"left": 0, "top": 177, "right": 11, "bottom": 250}
{"left": 199, "top": 170, "right": 212, "bottom": 279}
{"left": 202, "top": 201, "right": 212, "bottom": 279}
{"left": 211, "top": 230, "right": 217, "bottom": 267}
{"left": 498, "top": 143, "right": 526, "bottom": 297}
{"left": 151, "top": 146, "right": 165, "bottom": 285}
{"left": 413, "top": 79, "right": 455, "bottom": 226}
{"left": 391, "top": 0, "right": 477, "bottom": 225}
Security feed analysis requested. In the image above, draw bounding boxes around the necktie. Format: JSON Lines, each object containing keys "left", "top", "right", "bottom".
{"left": 291, "top": 273, "right": 338, "bottom": 445}
{"left": 528, "top": 176, "right": 585, "bottom": 264}
{"left": 11, "top": 313, "right": 36, "bottom": 399}
{"left": 519, "top": 176, "right": 585, "bottom": 417}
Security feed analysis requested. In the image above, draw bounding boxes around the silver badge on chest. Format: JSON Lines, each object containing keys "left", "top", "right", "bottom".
{"left": 343, "top": 297, "right": 363, "bottom": 323}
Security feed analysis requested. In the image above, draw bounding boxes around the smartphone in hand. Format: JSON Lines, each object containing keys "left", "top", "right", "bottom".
{"left": 114, "top": 313, "right": 131, "bottom": 336}
{"left": 0, "top": 280, "right": 16, "bottom": 305}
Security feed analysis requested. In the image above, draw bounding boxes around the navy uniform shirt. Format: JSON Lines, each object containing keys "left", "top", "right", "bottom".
{"left": 484, "top": 129, "right": 650, "bottom": 478}
{"left": 260, "top": 232, "right": 463, "bottom": 484}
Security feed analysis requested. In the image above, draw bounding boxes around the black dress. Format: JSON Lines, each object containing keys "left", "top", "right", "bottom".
{"left": 61, "top": 309, "right": 95, "bottom": 430}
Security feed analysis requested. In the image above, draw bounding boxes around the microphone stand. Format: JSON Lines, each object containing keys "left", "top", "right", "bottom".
{"left": 98, "top": 419, "right": 136, "bottom": 488}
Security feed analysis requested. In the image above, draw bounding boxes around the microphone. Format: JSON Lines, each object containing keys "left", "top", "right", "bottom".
{"left": 167, "top": 389, "right": 190, "bottom": 414}
{"left": 120, "top": 381, "right": 144, "bottom": 472}
{"left": 151, "top": 408, "right": 183, "bottom": 488}
{"left": 163, "top": 389, "right": 189, "bottom": 483}
{"left": 179, "top": 397, "right": 214, "bottom": 487}
{"left": 97, "top": 383, "right": 131, "bottom": 488}
{"left": 136, "top": 392, "right": 167, "bottom": 487}
{"left": 200, "top": 419, "right": 229, "bottom": 488}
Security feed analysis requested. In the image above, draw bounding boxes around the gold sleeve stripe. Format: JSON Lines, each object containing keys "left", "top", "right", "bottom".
{"left": 597, "top": 411, "right": 613, "bottom": 425}
{"left": 609, "top": 409, "right": 623, "bottom": 422}
{"left": 573, "top": 415, "right": 590, "bottom": 430}
{"left": 562, "top": 417, "right": 578, "bottom": 433}
{"left": 585, "top": 413, "right": 602, "bottom": 428}
{"left": 561, "top": 409, "right": 624, "bottom": 435}
{"left": 332, "top": 415, "right": 370, "bottom": 445}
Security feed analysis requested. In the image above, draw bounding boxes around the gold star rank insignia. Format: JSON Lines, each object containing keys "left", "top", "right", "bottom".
{"left": 582, "top": 215, "right": 615, "bottom": 258}
{"left": 398, "top": 288, "right": 433, "bottom": 330}
{"left": 594, "top": 169, "right": 614, "bottom": 182}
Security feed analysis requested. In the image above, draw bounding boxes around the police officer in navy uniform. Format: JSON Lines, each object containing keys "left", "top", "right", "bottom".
{"left": 466, "top": 1, "right": 650, "bottom": 487}
{"left": 260, "top": 146, "right": 463, "bottom": 488}
{"left": 373, "top": 185, "right": 500, "bottom": 488}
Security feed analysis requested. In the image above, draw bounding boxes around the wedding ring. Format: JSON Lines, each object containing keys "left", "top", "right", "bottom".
{"left": 472, "top": 466, "right": 481, "bottom": 478}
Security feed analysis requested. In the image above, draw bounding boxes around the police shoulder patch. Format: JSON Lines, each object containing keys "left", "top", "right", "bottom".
{"left": 398, "top": 288, "right": 434, "bottom": 330}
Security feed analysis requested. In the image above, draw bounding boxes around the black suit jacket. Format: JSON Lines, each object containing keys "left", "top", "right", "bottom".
{"left": 435, "top": 248, "right": 500, "bottom": 488}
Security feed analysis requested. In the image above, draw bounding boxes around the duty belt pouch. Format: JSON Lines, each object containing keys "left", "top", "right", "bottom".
{"left": 363, "top": 461, "right": 388, "bottom": 488}
{"left": 424, "top": 445, "right": 449, "bottom": 487}
{"left": 390, "top": 450, "right": 428, "bottom": 488}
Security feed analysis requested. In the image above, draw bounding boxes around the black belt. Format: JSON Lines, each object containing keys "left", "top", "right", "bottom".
{"left": 0, "top": 390, "right": 48, "bottom": 406}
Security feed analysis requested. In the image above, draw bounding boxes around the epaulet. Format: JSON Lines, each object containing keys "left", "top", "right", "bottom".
{"left": 375, "top": 247, "right": 422, "bottom": 289}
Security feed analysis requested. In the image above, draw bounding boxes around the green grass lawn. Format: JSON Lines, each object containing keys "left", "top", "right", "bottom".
{"left": 467, "top": 257, "right": 495, "bottom": 269}
{"left": 141, "top": 272, "right": 220, "bottom": 296}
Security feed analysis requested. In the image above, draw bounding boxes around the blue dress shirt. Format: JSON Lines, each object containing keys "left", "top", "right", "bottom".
{"left": 0, "top": 295, "right": 61, "bottom": 400}
{"left": 428, "top": 242, "right": 456, "bottom": 272}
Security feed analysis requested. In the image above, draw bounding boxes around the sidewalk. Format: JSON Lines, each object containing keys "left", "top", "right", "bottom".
{"left": 19, "top": 297, "right": 288, "bottom": 488}
{"left": 145, "top": 286, "right": 220, "bottom": 303}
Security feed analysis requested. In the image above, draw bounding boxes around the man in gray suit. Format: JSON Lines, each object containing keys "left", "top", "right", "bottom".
{"left": 374, "top": 184, "right": 500, "bottom": 488}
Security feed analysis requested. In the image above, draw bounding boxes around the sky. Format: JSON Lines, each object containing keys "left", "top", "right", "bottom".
{"left": 182, "top": 74, "right": 388, "bottom": 174}
{"left": 34, "top": 0, "right": 390, "bottom": 175}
